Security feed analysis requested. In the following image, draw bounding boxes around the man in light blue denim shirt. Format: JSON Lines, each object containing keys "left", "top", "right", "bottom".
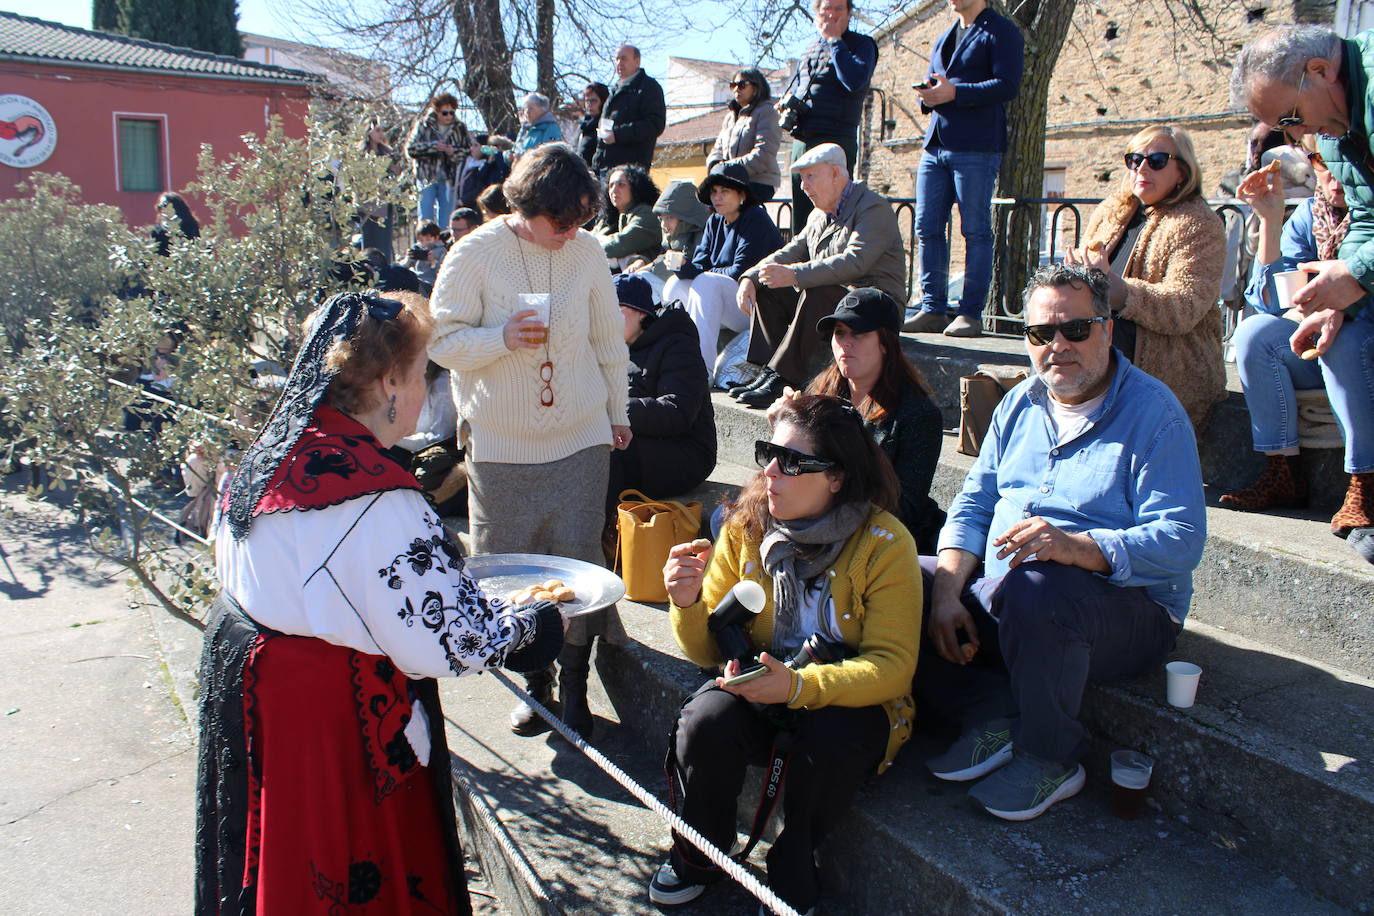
{"left": 915, "top": 264, "right": 1206, "bottom": 822}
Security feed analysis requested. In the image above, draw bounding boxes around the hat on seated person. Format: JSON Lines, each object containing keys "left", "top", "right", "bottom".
{"left": 614, "top": 273, "right": 657, "bottom": 314}
{"left": 817, "top": 287, "right": 902, "bottom": 336}
{"left": 791, "top": 143, "right": 847, "bottom": 172}
{"left": 697, "top": 161, "right": 759, "bottom": 209}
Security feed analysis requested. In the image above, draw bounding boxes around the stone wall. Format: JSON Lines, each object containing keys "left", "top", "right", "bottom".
{"left": 863, "top": 0, "right": 1312, "bottom": 203}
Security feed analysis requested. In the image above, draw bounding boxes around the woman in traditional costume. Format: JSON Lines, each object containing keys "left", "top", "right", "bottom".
{"left": 195, "top": 289, "right": 564, "bottom": 915}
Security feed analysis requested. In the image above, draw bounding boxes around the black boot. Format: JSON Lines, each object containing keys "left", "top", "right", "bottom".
{"left": 558, "top": 641, "right": 595, "bottom": 741}
{"left": 738, "top": 373, "right": 790, "bottom": 409}
{"left": 509, "top": 666, "right": 558, "bottom": 736}
{"left": 729, "top": 368, "right": 775, "bottom": 399}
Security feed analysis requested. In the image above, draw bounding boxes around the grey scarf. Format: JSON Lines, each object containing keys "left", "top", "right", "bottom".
{"left": 760, "top": 501, "right": 868, "bottom": 657}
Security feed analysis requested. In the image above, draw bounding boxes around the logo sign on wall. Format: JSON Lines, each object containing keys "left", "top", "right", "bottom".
{"left": 0, "top": 95, "right": 57, "bottom": 168}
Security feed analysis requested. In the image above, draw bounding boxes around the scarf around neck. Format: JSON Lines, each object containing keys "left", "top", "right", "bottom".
{"left": 1311, "top": 189, "right": 1350, "bottom": 262}
{"left": 760, "top": 501, "right": 868, "bottom": 656}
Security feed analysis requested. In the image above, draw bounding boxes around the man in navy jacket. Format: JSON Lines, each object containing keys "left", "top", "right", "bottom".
{"left": 781, "top": 0, "right": 878, "bottom": 234}
{"left": 905, "top": 0, "right": 1023, "bottom": 338}
{"left": 593, "top": 45, "right": 667, "bottom": 174}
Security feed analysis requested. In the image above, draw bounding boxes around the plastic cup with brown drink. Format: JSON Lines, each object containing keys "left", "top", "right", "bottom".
{"left": 1110, "top": 749, "right": 1153, "bottom": 819}
{"left": 517, "top": 293, "right": 550, "bottom": 345}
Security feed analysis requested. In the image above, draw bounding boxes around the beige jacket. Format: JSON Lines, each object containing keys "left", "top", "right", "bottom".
{"left": 706, "top": 102, "right": 783, "bottom": 191}
{"left": 745, "top": 181, "right": 908, "bottom": 305}
{"left": 1082, "top": 192, "right": 1227, "bottom": 431}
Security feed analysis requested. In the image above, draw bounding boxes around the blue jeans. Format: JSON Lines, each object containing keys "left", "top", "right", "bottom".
{"left": 1233, "top": 312, "right": 1374, "bottom": 473}
{"left": 914, "top": 148, "right": 1001, "bottom": 318}
{"left": 417, "top": 181, "right": 453, "bottom": 225}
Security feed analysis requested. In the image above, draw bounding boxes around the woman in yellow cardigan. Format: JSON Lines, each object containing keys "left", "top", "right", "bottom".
{"left": 1068, "top": 124, "right": 1227, "bottom": 433}
{"left": 651, "top": 395, "right": 921, "bottom": 915}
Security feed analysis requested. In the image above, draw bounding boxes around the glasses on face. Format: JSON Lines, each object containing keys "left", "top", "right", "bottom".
{"left": 754, "top": 440, "right": 835, "bottom": 476}
{"left": 1023, "top": 317, "right": 1107, "bottom": 347}
{"left": 1277, "top": 71, "right": 1308, "bottom": 128}
{"left": 729, "top": 81, "right": 746, "bottom": 88}
{"left": 539, "top": 360, "right": 554, "bottom": 407}
{"left": 1123, "top": 151, "right": 1179, "bottom": 172}
{"left": 437, "top": 109, "right": 455, "bottom": 116}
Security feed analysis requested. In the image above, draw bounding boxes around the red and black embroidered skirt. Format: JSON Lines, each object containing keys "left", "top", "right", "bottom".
{"left": 195, "top": 594, "right": 470, "bottom": 915}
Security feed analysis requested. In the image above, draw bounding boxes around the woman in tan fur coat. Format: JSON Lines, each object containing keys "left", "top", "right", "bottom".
{"left": 1068, "top": 125, "right": 1227, "bottom": 432}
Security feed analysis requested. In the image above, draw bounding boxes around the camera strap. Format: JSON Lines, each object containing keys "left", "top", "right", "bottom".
{"left": 662, "top": 682, "right": 800, "bottom": 869}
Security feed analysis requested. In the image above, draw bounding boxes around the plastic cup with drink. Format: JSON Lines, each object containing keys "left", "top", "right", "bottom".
{"left": 517, "top": 293, "right": 550, "bottom": 345}
{"left": 1109, "top": 749, "right": 1154, "bottom": 819}
{"left": 1165, "top": 660, "right": 1202, "bottom": 708}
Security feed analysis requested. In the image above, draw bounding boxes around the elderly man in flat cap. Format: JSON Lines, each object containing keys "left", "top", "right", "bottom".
{"left": 731, "top": 143, "right": 907, "bottom": 408}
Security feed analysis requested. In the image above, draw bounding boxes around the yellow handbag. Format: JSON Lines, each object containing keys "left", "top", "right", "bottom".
{"left": 615, "top": 489, "right": 702, "bottom": 602}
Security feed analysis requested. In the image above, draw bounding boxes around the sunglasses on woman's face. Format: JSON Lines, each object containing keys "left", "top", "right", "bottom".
{"left": 754, "top": 440, "right": 835, "bottom": 476}
{"left": 1123, "top": 151, "right": 1179, "bottom": 172}
{"left": 1022, "top": 317, "right": 1107, "bottom": 347}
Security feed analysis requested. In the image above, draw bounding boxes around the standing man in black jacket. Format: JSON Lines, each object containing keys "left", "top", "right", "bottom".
{"left": 593, "top": 46, "right": 668, "bottom": 174}
{"left": 780, "top": 0, "right": 878, "bottom": 233}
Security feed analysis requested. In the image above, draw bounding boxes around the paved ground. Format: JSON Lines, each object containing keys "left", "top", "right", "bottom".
{"left": 0, "top": 470, "right": 504, "bottom": 914}
{"left": 0, "top": 471, "right": 196, "bottom": 915}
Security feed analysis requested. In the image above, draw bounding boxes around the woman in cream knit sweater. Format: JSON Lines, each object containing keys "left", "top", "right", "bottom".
{"left": 429, "top": 144, "right": 631, "bottom": 740}
{"left": 1069, "top": 125, "right": 1227, "bottom": 433}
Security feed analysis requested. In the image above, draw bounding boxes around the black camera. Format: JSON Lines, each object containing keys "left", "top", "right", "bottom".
{"left": 913, "top": 77, "right": 937, "bottom": 90}
{"left": 784, "top": 632, "right": 857, "bottom": 670}
{"left": 708, "top": 580, "right": 766, "bottom": 666}
{"left": 778, "top": 93, "right": 808, "bottom": 133}
{"left": 409, "top": 244, "right": 430, "bottom": 262}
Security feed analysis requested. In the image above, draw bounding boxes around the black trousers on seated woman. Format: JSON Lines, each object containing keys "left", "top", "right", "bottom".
{"left": 668, "top": 687, "right": 887, "bottom": 911}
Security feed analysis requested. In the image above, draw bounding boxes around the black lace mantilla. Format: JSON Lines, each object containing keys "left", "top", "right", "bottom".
{"left": 226, "top": 291, "right": 401, "bottom": 540}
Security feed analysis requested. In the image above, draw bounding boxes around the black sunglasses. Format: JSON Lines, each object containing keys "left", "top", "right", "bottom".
{"left": 436, "top": 109, "right": 455, "bottom": 116}
{"left": 1023, "top": 317, "right": 1107, "bottom": 346}
{"left": 1277, "top": 72, "right": 1306, "bottom": 128}
{"left": 1123, "top": 152, "right": 1180, "bottom": 172}
{"left": 729, "top": 81, "right": 748, "bottom": 88}
{"left": 755, "top": 440, "right": 835, "bottom": 476}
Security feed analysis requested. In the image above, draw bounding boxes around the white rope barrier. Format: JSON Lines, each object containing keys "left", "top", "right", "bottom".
{"left": 489, "top": 669, "right": 802, "bottom": 916}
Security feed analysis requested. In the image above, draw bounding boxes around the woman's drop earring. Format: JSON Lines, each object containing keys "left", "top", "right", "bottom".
{"left": 387, "top": 394, "right": 397, "bottom": 424}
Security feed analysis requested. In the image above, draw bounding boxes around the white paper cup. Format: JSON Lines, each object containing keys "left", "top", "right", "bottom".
{"left": 1165, "top": 660, "right": 1202, "bottom": 708}
{"left": 1272, "top": 269, "right": 1311, "bottom": 310}
{"left": 664, "top": 250, "right": 685, "bottom": 270}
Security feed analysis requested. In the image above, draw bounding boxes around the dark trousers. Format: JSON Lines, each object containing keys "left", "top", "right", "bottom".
{"left": 670, "top": 687, "right": 887, "bottom": 912}
{"left": 746, "top": 283, "right": 847, "bottom": 385}
{"left": 913, "top": 557, "right": 1178, "bottom": 765}
{"left": 789, "top": 135, "right": 858, "bottom": 234}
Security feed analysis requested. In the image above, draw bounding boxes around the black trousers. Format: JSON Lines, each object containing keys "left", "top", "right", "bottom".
{"left": 746, "top": 283, "right": 847, "bottom": 386}
{"left": 913, "top": 558, "right": 1179, "bottom": 765}
{"left": 669, "top": 687, "right": 887, "bottom": 912}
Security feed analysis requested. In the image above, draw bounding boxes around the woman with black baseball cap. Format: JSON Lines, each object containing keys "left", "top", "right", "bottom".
{"left": 662, "top": 161, "right": 783, "bottom": 374}
{"left": 782, "top": 287, "right": 946, "bottom": 552}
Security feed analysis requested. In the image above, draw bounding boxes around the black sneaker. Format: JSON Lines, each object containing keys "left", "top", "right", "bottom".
{"left": 648, "top": 860, "right": 706, "bottom": 906}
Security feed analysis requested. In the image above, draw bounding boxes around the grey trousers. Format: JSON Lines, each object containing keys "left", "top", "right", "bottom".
{"left": 467, "top": 445, "right": 625, "bottom": 646}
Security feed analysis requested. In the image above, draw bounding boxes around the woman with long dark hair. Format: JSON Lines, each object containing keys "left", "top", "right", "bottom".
{"left": 806, "top": 287, "right": 946, "bottom": 552}
{"left": 653, "top": 394, "right": 920, "bottom": 915}
{"left": 706, "top": 67, "right": 782, "bottom": 202}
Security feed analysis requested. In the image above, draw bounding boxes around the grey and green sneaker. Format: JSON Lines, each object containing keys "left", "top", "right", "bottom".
{"left": 968, "top": 751, "right": 1086, "bottom": 821}
{"left": 927, "top": 718, "right": 1014, "bottom": 781}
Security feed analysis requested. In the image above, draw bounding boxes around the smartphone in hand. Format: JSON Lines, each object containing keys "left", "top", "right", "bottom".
{"left": 721, "top": 664, "right": 768, "bottom": 688}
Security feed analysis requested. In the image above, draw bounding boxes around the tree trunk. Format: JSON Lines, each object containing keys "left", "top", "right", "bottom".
{"left": 453, "top": 0, "right": 518, "bottom": 136}
{"left": 990, "top": 0, "right": 1078, "bottom": 329}
{"left": 535, "top": 0, "right": 556, "bottom": 107}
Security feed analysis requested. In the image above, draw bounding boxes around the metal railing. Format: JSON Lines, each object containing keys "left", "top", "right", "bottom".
{"left": 764, "top": 195, "right": 1255, "bottom": 339}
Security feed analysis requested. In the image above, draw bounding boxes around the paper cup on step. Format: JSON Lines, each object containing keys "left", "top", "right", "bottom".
{"left": 1165, "top": 660, "right": 1202, "bottom": 708}
{"left": 1272, "top": 269, "right": 1311, "bottom": 310}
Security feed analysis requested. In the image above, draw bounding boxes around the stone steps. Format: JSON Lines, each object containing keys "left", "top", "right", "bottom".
{"left": 441, "top": 590, "right": 1355, "bottom": 914}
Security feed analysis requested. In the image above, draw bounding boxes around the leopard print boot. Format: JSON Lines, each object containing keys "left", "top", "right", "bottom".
{"left": 1219, "top": 454, "right": 1307, "bottom": 511}
{"left": 1331, "top": 472, "right": 1374, "bottom": 538}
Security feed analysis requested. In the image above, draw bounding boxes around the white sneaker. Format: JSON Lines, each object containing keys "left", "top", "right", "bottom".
{"left": 648, "top": 860, "right": 705, "bottom": 906}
